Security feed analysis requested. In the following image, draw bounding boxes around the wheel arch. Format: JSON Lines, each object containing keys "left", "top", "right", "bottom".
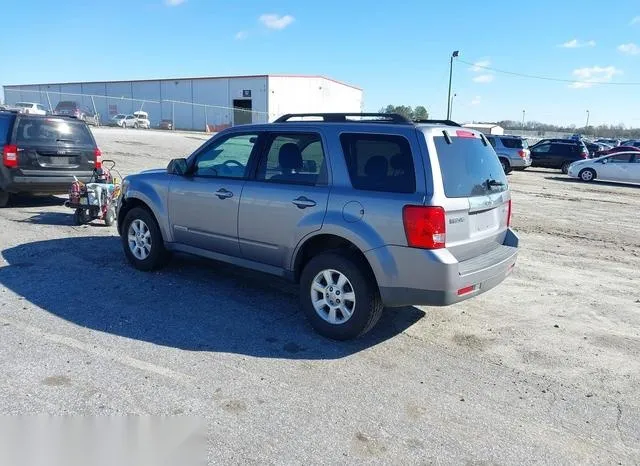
{"left": 291, "top": 233, "right": 378, "bottom": 288}
{"left": 117, "top": 192, "right": 170, "bottom": 241}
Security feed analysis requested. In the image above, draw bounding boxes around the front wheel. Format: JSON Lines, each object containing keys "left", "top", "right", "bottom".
{"left": 121, "top": 207, "right": 169, "bottom": 271}
{"left": 579, "top": 168, "right": 596, "bottom": 182}
{"left": 299, "top": 253, "right": 383, "bottom": 340}
{"left": 561, "top": 162, "right": 571, "bottom": 174}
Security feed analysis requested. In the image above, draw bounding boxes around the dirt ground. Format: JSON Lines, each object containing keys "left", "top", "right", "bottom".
{"left": 0, "top": 127, "right": 638, "bottom": 464}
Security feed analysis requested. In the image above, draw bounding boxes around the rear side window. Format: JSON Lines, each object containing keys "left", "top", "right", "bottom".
{"left": 257, "top": 133, "right": 326, "bottom": 185}
{"left": 15, "top": 118, "right": 94, "bottom": 146}
{"left": 500, "top": 138, "right": 526, "bottom": 149}
{"left": 433, "top": 135, "right": 507, "bottom": 198}
{"left": 487, "top": 137, "right": 497, "bottom": 148}
{"left": 340, "top": 133, "right": 416, "bottom": 193}
{"left": 0, "top": 114, "right": 14, "bottom": 145}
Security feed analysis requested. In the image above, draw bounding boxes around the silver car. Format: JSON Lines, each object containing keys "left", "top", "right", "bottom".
{"left": 117, "top": 113, "right": 519, "bottom": 340}
{"left": 487, "top": 135, "right": 532, "bottom": 174}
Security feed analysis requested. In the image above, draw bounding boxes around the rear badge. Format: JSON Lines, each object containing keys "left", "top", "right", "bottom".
{"left": 449, "top": 217, "right": 465, "bottom": 224}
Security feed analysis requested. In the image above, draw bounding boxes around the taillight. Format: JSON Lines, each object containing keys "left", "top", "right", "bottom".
{"left": 581, "top": 150, "right": 588, "bottom": 158}
{"left": 518, "top": 150, "right": 526, "bottom": 158}
{"left": 507, "top": 199, "right": 512, "bottom": 227}
{"left": 403, "top": 206, "right": 446, "bottom": 249}
{"left": 2, "top": 144, "right": 18, "bottom": 168}
{"left": 94, "top": 148, "right": 102, "bottom": 169}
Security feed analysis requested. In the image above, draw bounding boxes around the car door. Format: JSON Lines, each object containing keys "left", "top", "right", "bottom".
{"left": 168, "top": 132, "right": 261, "bottom": 257}
{"left": 598, "top": 153, "right": 634, "bottom": 182}
{"left": 630, "top": 155, "right": 640, "bottom": 183}
{"left": 237, "top": 131, "right": 330, "bottom": 268}
{"left": 530, "top": 143, "right": 551, "bottom": 167}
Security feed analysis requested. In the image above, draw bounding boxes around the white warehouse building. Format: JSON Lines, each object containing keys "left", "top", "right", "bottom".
{"left": 2, "top": 74, "right": 363, "bottom": 131}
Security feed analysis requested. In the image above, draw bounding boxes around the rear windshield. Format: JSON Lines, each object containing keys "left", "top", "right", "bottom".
{"left": 15, "top": 103, "right": 31, "bottom": 108}
{"left": 55, "top": 101, "right": 77, "bottom": 109}
{"left": 0, "top": 114, "right": 14, "bottom": 145}
{"left": 16, "top": 118, "right": 94, "bottom": 146}
{"left": 501, "top": 137, "right": 528, "bottom": 149}
{"left": 433, "top": 135, "right": 508, "bottom": 198}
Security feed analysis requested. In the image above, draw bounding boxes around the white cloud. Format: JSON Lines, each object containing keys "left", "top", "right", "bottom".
{"left": 165, "top": 0, "right": 186, "bottom": 6}
{"left": 471, "top": 96, "right": 481, "bottom": 105}
{"left": 473, "top": 74, "right": 494, "bottom": 83}
{"left": 469, "top": 60, "right": 490, "bottom": 72}
{"left": 618, "top": 43, "right": 640, "bottom": 55}
{"left": 235, "top": 31, "right": 248, "bottom": 40}
{"left": 569, "top": 66, "right": 622, "bottom": 89}
{"left": 631, "top": 16, "right": 640, "bottom": 25}
{"left": 560, "top": 39, "right": 596, "bottom": 48}
{"left": 259, "top": 14, "right": 295, "bottom": 30}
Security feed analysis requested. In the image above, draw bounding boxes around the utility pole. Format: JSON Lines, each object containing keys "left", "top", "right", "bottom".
{"left": 446, "top": 50, "right": 459, "bottom": 120}
{"left": 450, "top": 93, "right": 457, "bottom": 119}
{"left": 522, "top": 110, "right": 526, "bottom": 132}
{"left": 585, "top": 110, "right": 590, "bottom": 132}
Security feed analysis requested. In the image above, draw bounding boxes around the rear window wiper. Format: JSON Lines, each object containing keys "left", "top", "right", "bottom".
{"left": 486, "top": 179, "right": 505, "bottom": 188}
{"left": 56, "top": 138, "right": 75, "bottom": 142}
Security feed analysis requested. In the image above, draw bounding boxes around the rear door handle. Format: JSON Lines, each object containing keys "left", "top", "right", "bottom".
{"left": 292, "top": 196, "right": 316, "bottom": 209}
{"left": 215, "top": 188, "right": 233, "bottom": 200}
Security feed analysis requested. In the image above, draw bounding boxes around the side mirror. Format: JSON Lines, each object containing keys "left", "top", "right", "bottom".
{"left": 167, "top": 158, "right": 188, "bottom": 175}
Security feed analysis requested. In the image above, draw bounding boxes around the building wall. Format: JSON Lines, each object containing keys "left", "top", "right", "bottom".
{"left": 267, "top": 77, "right": 362, "bottom": 121}
{"left": 4, "top": 75, "right": 358, "bottom": 130}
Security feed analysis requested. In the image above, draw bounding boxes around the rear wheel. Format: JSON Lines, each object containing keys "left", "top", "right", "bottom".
{"left": 561, "top": 161, "right": 571, "bottom": 174}
{"left": 579, "top": 168, "right": 596, "bottom": 182}
{"left": 0, "top": 189, "right": 10, "bottom": 208}
{"left": 499, "top": 158, "right": 512, "bottom": 174}
{"left": 121, "top": 207, "right": 169, "bottom": 271}
{"left": 299, "top": 253, "right": 383, "bottom": 340}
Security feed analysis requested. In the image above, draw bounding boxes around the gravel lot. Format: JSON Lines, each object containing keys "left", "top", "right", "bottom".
{"left": 0, "top": 127, "right": 639, "bottom": 464}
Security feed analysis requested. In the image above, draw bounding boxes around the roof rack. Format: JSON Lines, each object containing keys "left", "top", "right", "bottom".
{"left": 413, "top": 119, "right": 461, "bottom": 127}
{"left": 273, "top": 113, "right": 412, "bottom": 124}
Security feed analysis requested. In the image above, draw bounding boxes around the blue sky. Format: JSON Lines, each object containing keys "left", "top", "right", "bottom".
{"left": 1, "top": 0, "right": 640, "bottom": 126}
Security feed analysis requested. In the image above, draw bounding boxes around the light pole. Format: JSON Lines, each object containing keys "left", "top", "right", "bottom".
{"left": 585, "top": 110, "right": 590, "bottom": 132}
{"left": 446, "top": 50, "right": 459, "bottom": 120}
{"left": 522, "top": 110, "right": 526, "bottom": 132}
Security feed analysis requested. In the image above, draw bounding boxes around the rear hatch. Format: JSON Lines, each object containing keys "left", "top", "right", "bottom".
{"left": 13, "top": 117, "right": 97, "bottom": 176}
{"left": 501, "top": 136, "right": 530, "bottom": 160}
{"left": 431, "top": 130, "right": 511, "bottom": 262}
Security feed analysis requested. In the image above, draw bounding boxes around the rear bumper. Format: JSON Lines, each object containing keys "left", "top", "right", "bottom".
{"left": 1, "top": 173, "right": 93, "bottom": 195}
{"left": 510, "top": 157, "right": 531, "bottom": 168}
{"left": 367, "top": 229, "right": 519, "bottom": 307}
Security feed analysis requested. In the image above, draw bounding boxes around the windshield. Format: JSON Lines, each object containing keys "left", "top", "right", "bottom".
{"left": 16, "top": 118, "right": 95, "bottom": 146}
{"left": 433, "top": 134, "right": 508, "bottom": 198}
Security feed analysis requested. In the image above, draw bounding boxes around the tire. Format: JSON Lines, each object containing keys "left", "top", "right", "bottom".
{"left": 104, "top": 208, "right": 116, "bottom": 227}
{"left": 500, "top": 158, "right": 512, "bottom": 174}
{"left": 121, "top": 207, "right": 169, "bottom": 271}
{"left": 73, "top": 208, "right": 91, "bottom": 225}
{"left": 561, "top": 162, "right": 571, "bottom": 174}
{"left": 299, "top": 252, "right": 383, "bottom": 340}
{"left": 0, "top": 189, "right": 10, "bottom": 208}
{"left": 579, "top": 168, "right": 596, "bottom": 182}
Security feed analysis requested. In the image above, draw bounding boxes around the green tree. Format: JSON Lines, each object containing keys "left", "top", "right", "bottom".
{"left": 379, "top": 105, "right": 429, "bottom": 120}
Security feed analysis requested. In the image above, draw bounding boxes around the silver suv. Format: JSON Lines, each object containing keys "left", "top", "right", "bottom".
{"left": 487, "top": 135, "right": 531, "bottom": 174}
{"left": 117, "top": 113, "right": 519, "bottom": 340}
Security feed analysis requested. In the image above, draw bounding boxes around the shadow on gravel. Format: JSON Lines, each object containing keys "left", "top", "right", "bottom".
{"left": 0, "top": 236, "right": 424, "bottom": 360}
{"left": 545, "top": 176, "right": 640, "bottom": 189}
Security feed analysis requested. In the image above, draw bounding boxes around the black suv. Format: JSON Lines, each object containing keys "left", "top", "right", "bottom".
{"left": 0, "top": 111, "right": 101, "bottom": 207}
{"left": 529, "top": 139, "right": 589, "bottom": 173}
{"left": 54, "top": 101, "right": 100, "bottom": 126}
